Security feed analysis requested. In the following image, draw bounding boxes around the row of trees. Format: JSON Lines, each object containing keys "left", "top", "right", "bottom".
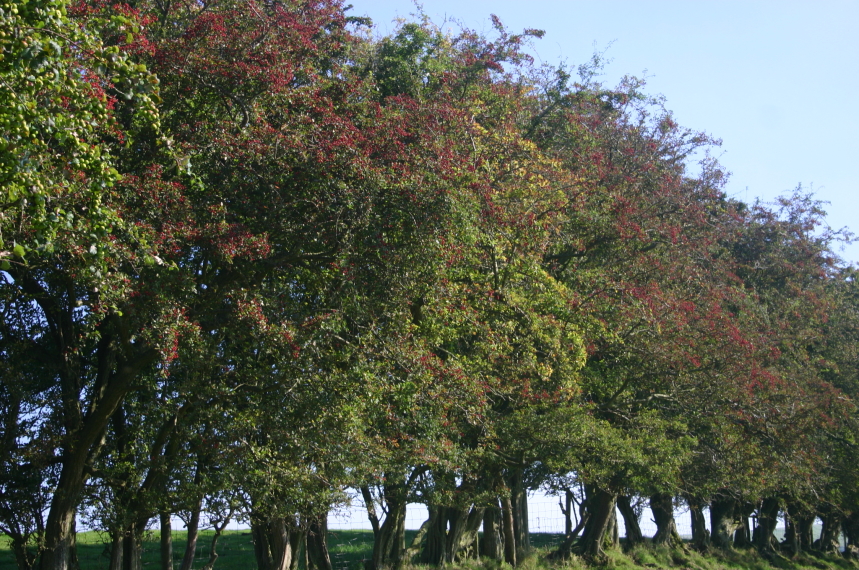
{"left": 2, "top": 1, "right": 857, "bottom": 569}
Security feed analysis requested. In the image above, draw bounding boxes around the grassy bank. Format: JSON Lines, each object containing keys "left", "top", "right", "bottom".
{"left": 1, "top": 531, "right": 855, "bottom": 570}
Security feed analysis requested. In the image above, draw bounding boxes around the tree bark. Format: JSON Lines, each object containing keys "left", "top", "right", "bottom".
{"left": 122, "top": 523, "right": 143, "bottom": 570}
{"left": 754, "top": 498, "right": 779, "bottom": 554}
{"left": 843, "top": 512, "right": 859, "bottom": 548}
{"left": 606, "top": 506, "right": 619, "bottom": 550}
{"left": 447, "top": 506, "right": 483, "bottom": 562}
{"left": 650, "top": 493, "right": 681, "bottom": 547}
{"left": 361, "top": 486, "right": 381, "bottom": 539}
{"left": 109, "top": 531, "right": 124, "bottom": 570}
{"left": 420, "top": 503, "right": 485, "bottom": 564}
{"left": 733, "top": 502, "right": 754, "bottom": 548}
{"left": 617, "top": 496, "right": 644, "bottom": 548}
{"left": 37, "top": 349, "right": 157, "bottom": 570}
{"left": 420, "top": 505, "right": 447, "bottom": 566}
{"left": 688, "top": 499, "right": 710, "bottom": 551}
{"left": 179, "top": 498, "right": 203, "bottom": 570}
{"left": 819, "top": 510, "right": 842, "bottom": 554}
{"left": 479, "top": 503, "right": 503, "bottom": 561}
{"left": 370, "top": 492, "right": 407, "bottom": 570}
{"left": 709, "top": 496, "right": 738, "bottom": 549}
{"left": 306, "top": 516, "right": 332, "bottom": 570}
{"left": 201, "top": 509, "right": 234, "bottom": 570}
{"left": 782, "top": 506, "right": 800, "bottom": 556}
{"left": 502, "top": 495, "right": 517, "bottom": 567}
{"left": 797, "top": 515, "right": 815, "bottom": 551}
{"left": 509, "top": 470, "right": 530, "bottom": 560}
{"left": 576, "top": 485, "right": 618, "bottom": 561}
{"left": 36, "top": 333, "right": 157, "bottom": 570}
{"left": 563, "top": 489, "right": 575, "bottom": 537}
{"left": 251, "top": 515, "right": 274, "bottom": 570}
{"left": 251, "top": 516, "right": 302, "bottom": 570}
{"left": 160, "top": 513, "right": 174, "bottom": 570}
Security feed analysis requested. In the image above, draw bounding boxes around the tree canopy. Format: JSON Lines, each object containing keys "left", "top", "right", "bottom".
{"left": 1, "top": 2, "right": 857, "bottom": 570}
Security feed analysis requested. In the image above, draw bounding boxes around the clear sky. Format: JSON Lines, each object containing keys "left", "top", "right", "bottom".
{"left": 349, "top": 0, "right": 859, "bottom": 266}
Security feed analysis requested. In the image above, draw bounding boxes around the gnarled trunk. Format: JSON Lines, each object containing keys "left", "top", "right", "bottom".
{"left": 753, "top": 498, "right": 779, "bottom": 554}
{"left": 782, "top": 506, "right": 800, "bottom": 556}
{"left": 710, "top": 496, "right": 737, "bottom": 549}
{"left": 36, "top": 346, "right": 156, "bottom": 570}
{"left": 576, "top": 485, "right": 618, "bottom": 560}
{"left": 421, "top": 504, "right": 484, "bottom": 565}
{"left": 733, "top": 503, "right": 754, "bottom": 549}
{"left": 617, "top": 496, "right": 643, "bottom": 548}
{"left": 650, "top": 493, "right": 681, "bottom": 547}
{"left": 306, "top": 516, "right": 332, "bottom": 570}
{"left": 370, "top": 493, "right": 407, "bottom": 570}
{"left": 251, "top": 515, "right": 302, "bottom": 570}
{"left": 39, "top": 472, "right": 83, "bottom": 570}
{"left": 479, "top": 503, "right": 503, "bottom": 561}
{"left": 819, "top": 510, "right": 842, "bottom": 554}
{"left": 508, "top": 469, "right": 530, "bottom": 560}
{"left": 687, "top": 497, "right": 710, "bottom": 551}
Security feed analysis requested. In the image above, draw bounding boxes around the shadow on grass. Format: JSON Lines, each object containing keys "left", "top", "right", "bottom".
{"left": 3, "top": 532, "right": 857, "bottom": 570}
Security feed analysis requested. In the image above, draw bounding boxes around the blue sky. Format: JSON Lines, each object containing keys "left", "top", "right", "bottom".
{"left": 350, "top": 0, "right": 859, "bottom": 266}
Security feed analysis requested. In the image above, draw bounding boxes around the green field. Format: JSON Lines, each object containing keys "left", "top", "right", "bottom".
{"left": 0, "top": 529, "right": 402, "bottom": 570}
{"left": 1, "top": 530, "right": 852, "bottom": 570}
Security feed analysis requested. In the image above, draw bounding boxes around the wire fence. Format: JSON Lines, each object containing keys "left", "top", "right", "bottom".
{"left": 326, "top": 491, "right": 715, "bottom": 538}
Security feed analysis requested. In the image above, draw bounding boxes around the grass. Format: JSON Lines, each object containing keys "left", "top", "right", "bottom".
{"left": 2, "top": 531, "right": 856, "bottom": 570}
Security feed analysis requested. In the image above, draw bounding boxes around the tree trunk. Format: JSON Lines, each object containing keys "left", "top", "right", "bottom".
{"left": 450, "top": 506, "right": 484, "bottom": 562}
{"left": 502, "top": 495, "right": 517, "bottom": 567}
{"left": 617, "top": 496, "right": 644, "bottom": 548}
{"left": 306, "top": 517, "right": 332, "bottom": 570}
{"left": 843, "top": 512, "right": 859, "bottom": 548}
{"left": 200, "top": 507, "right": 233, "bottom": 570}
{"left": 733, "top": 502, "right": 754, "bottom": 548}
{"left": 650, "top": 494, "right": 681, "bottom": 547}
{"left": 563, "top": 489, "right": 575, "bottom": 537}
{"left": 122, "top": 523, "right": 144, "bottom": 570}
{"left": 251, "top": 516, "right": 274, "bottom": 570}
{"left": 251, "top": 516, "right": 301, "bottom": 570}
{"left": 370, "top": 493, "right": 407, "bottom": 570}
{"left": 688, "top": 499, "right": 710, "bottom": 551}
{"left": 109, "top": 531, "right": 124, "bottom": 570}
{"left": 420, "top": 505, "right": 447, "bottom": 566}
{"left": 797, "top": 515, "right": 815, "bottom": 551}
{"left": 479, "top": 504, "right": 503, "bottom": 561}
{"left": 782, "top": 506, "right": 800, "bottom": 557}
{"left": 38, "top": 474, "right": 82, "bottom": 570}
{"left": 36, "top": 351, "right": 156, "bottom": 570}
{"left": 160, "top": 513, "right": 174, "bottom": 570}
{"left": 576, "top": 485, "right": 618, "bottom": 561}
{"left": 819, "top": 511, "right": 842, "bottom": 554}
{"left": 754, "top": 498, "right": 779, "bottom": 554}
{"left": 606, "top": 506, "right": 619, "bottom": 550}
{"left": 509, "top": 470, "right": 530, "bottom": 560}
{"left": 709, "top": 496, "right": 737, "bottom": 549}
{"left": 549, "top": 508, "right": 590, "bottom": 560}
{"left": 179, "top": 498, "right": 203, "bottom": 570}
{"left": 361, "top": 486, "right": 381, "bottom": 539}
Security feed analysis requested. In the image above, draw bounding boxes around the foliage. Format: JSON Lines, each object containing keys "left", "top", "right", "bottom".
{"left": 0, "top": 2, "right": 856, "bottom": 570}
